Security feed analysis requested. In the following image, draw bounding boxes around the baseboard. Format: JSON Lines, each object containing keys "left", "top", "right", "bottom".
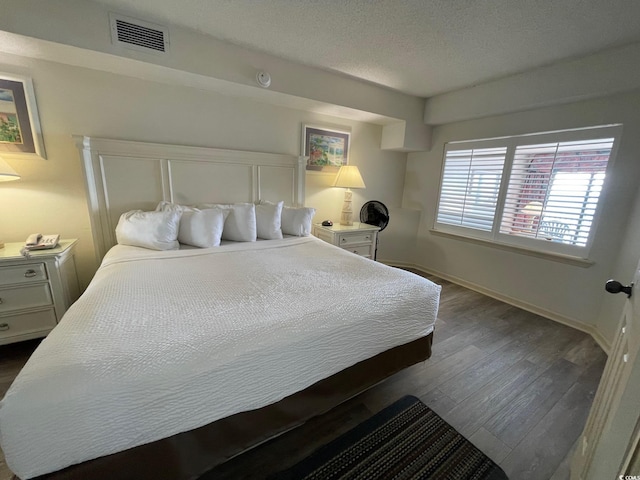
{"left": 381, "top": 259, "right": 612, "bottom": 355}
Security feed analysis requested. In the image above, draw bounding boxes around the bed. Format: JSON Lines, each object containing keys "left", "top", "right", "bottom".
{"left": 0, "top": 137, "right": 440, "bottom": 480}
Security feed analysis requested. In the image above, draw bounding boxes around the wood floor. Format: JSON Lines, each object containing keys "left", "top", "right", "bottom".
{"left": 0, "top": 272, "right": 607, "bottom": 480}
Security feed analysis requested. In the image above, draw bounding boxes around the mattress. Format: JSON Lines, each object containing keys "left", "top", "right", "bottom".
{"left": 0, "top": 236, "right": 440, "bottom": 479}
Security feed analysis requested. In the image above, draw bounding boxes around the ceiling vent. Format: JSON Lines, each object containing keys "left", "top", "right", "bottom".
{"left": 109, "top": 14, "right": 169, "bottom": 54}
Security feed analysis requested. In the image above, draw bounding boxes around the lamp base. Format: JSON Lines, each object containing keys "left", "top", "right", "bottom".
{"left": 339, "top": 189, "right": 354, "bottom": 226}
{"left": 0, "top": 241, "right": 4, "bottom": 249}
{"left": 339, "top": 212, "right": 353, "bottom": 226}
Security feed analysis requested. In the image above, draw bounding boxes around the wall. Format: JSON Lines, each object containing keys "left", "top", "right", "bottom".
{"left": 598, "top": 158, "right": 640, "bottom": 342}
{"left": 0, "top": 52, "right": 410, "bottom": 289}
{"left": 424, "top": 42, "right": 640, "bottom": 125}
{"left": 405, "top": 90, "right": 640, "bottom": 347}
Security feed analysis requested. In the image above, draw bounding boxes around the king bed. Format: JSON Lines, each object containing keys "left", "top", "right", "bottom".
{"left": 0, "top": 137, "right": 440, "bottom": 480}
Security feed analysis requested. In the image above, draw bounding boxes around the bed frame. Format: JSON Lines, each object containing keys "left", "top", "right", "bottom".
{"left": 23, "top": 138, "right": 433, "bottom": 480}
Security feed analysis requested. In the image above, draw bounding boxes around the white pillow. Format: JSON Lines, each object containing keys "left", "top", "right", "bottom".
{"left": 179, "top": 208, "right": 230, "bottom": 248}
{"left": 115, "top": 210, "right": 182, "bottom": 250}
{"left": 281, "top": 206, "right": 316, "bottom": 236}
{"left": 198, "top": 203, "right": 257, "bottom": 242}
{"left": 255, "top": 201, "right": 284, "bottom": 240}
{"left": 155, "top": 201, "right": 185, "bottom": 213}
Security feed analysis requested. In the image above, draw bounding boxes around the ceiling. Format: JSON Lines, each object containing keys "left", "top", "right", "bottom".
{"left": 93, "top": 0, "right": 640, "bottom": 98}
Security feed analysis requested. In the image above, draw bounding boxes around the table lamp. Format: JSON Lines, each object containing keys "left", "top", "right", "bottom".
{"left": 333, "top": 165, "right": 366, "bottom": 226}
{"left": 0, "top": 156, "right": 20, "bottom": 248}
{"left": 521, "top": 201, "right": 543, "bottom": 233}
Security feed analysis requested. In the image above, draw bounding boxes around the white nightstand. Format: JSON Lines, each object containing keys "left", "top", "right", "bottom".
{"left": 312, "top": 222, "right": 381, "bottom": 260}
{"left": 0, "top": 240, "right": 80, "bottom": 345}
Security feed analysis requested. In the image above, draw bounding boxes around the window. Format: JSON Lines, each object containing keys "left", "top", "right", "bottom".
{"left": 435, "top": 126, "right": 621, "bottom": 257}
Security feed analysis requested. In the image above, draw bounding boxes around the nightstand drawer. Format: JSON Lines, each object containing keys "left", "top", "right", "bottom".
{"left": 315, "top": 229, "right": 334, "bottom": 244}
{"left": 344, "top": 245, "right": 373, "bottom": 257}
{"left": 0, "top": 309, "right": 57, "bottom": 339}
{"left": 0, "top": 284, "right": 53, "bottom": 313}
{"left": 313, "top": 223, "right": 380, "bottom": 261}
{"left": 0, "top": 263, "right": 47, "bottom": 286}
{"left": 338, "top": 232, "right": 374, "bottom": 246}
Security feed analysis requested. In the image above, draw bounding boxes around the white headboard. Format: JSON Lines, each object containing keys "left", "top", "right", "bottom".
{"left": 76, "top": 136, "right": 306, "bottom": 262}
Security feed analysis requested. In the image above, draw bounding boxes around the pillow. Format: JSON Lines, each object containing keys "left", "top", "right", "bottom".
{"left": 155, "top": 201, "right": 185, "bottom": 213}
{"left": 115, "top": 209, "right": 182, "bottom": 250}
{"left": 198, "top": 203, "right": 257, "bottom": 242}
{"left": 179, "top": 208, "right": 230, "bottom": 248}
{"left": 281, "top": 206, "right": 316, "bottom": 236}
{"left": 255, "top": 201, "right": 284, "bottom": 240}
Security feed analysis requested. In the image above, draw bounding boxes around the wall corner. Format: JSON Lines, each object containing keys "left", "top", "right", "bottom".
{"left": 381, "top": 121, "right": 431, "bottom": 152}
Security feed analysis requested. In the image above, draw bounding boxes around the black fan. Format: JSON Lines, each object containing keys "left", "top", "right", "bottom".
{"left": 360, "top": 201, "right": 389, "bottom": 260}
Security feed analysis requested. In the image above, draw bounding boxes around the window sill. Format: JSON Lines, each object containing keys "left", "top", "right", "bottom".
{"left": 429, "top": 229, "right": 594, "bottom": 267}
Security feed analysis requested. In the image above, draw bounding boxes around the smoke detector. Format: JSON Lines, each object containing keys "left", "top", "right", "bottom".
{"left": 256, "top": 71, "right": 271, "bottom": 88}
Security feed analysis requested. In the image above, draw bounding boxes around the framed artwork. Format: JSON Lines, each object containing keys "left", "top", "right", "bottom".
{"left": 0, "top": 73, "right": 46, "bottom": 158}
{"left": 302, "top": 124, "right": 350, "bottom": 172}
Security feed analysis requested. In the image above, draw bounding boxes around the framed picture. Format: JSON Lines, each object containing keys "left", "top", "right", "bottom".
{"left": 302, "top": 124, "right": 350, "bottom": 172}
{"left": 0, "top": 73, "right": 46, "bottom": 158}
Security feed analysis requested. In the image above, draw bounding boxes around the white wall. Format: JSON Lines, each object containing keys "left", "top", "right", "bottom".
{"left": 0, "top": 52, "right": 411, "bottom": 288}
{"left": 598, "top": 158, "right": 640, "bottom": 343}
{"left": 424, "top": 42, "right": 640, "bottom": 125}
{"left": 405, "top": 90, "right": 640, "bottom": 347}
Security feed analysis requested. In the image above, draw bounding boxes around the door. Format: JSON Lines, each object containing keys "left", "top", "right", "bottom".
{"left": 571, "top": 263, "right": 640, "bottom": 478}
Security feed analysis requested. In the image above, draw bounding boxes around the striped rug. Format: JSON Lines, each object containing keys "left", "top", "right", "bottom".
{"left": 272, "top": 395, "right": 508, "bottom": 480}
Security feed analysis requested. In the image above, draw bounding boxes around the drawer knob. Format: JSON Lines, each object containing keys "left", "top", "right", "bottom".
{"left": 24, "top": 269, "right": 37, "bottom": 278}
{"left": 0, "top": 298, "right": 3, "bottom": 304}
{"left": 365, "top": 235, "right": 370, "bottom": 240}
{"left": 341, "top": 238, "right": 346, "bottom": 243}
{"left": 0, "top": 323, "right": 8, "bottom": 331}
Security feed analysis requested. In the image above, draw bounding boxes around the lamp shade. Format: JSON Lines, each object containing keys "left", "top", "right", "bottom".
{"left": 522, "top": 201, "right": 543, "bottom": 216}
{"left": 0, "top": 157, "right": 20, "bottom": 182}
{"left": 333, "top": 165, "right": 366, "bottom": 189}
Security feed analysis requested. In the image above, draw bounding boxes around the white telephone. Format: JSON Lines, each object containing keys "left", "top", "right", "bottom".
{"left": 25, "top": 233, "right": 60, "bottom": 250}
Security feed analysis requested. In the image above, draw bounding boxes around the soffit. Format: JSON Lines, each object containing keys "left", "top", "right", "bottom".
{"left": 92, "top": 0, "right": 640, "bottom": 97}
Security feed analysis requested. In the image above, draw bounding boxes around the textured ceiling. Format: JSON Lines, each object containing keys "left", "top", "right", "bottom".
{"left": 93, "top": 0, "right": 640, "bottom": 97}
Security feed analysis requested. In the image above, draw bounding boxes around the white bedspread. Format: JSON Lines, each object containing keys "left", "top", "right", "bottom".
{"left": 0, "top": 237, "right": 440, "bottom": 479}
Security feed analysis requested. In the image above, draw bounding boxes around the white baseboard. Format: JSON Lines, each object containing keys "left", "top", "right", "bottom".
{"left": 381, "top": 259, "right": 612, "bottom": 355}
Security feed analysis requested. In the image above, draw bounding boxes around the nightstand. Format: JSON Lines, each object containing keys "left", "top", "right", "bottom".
{"left": 0, "top": 240, "right": 80, "bottom": 345}
{"left": 312, "top": 222, "right": 381, "bottom": 260}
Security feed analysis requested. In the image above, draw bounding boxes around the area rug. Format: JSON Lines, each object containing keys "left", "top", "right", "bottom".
{"left": 271, "top": 395, "right": 508, "bottom": 480}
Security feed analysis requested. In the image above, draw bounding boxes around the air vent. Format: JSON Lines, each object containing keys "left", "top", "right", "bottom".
{"left": 109, "top": 14, "right": 169, "bottom": 54}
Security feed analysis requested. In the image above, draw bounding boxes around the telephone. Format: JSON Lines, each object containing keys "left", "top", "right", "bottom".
{"left": 25, "top": 233, "right": 60, "bottom": 250}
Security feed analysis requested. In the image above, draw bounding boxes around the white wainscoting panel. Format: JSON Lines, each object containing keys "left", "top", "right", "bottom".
{"left": 169, "top": 160, "right": 253, "bottom": 205}
{"left": 100, "top": 155, "right": 166, "bottom": 238}
{"left": 257, "top": 165, "right": 296, "bottom": 205}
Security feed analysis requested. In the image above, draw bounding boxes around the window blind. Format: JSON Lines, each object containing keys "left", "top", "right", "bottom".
{"left": 499, "top": 138, "right": 613, "bottom": 246}
{"left": 437, "top": 147, "right": 506, "bottom": 231}
{"left": 434, "top": 125, "right": 620, "bottom": 257}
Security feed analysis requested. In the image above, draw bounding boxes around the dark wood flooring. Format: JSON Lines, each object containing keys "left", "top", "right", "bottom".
{"left": 0, "top": 272, "right": 607, "bottom": 480}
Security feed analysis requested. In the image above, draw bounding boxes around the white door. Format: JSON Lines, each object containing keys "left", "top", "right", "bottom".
{"left": 571, "top": 264, "right": 640, "bottom": 478}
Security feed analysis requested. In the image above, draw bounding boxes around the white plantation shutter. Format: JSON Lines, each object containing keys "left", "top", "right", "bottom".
{"left": 434, "top": 125, "right": 620, "bottom": 256}
{"left": 437, "top": 147, "right": 506, "bottom": 231}
{"left": 499, "top": 138, "right": 614, "bottom": 246}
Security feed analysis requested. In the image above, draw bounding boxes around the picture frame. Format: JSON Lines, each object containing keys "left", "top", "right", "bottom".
{"left": 302, "top": 124, "right": 350, "bottom": 172}
{"left": 0, "top": 73, "right": 46, "bottom": 158}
